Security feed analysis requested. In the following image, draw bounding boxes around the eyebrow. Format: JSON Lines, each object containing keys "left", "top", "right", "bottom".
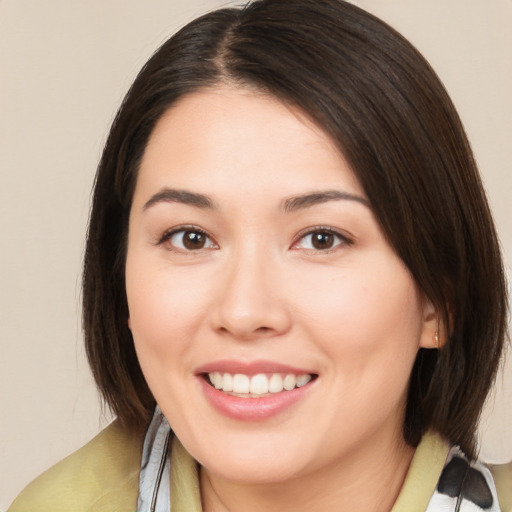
{"left": 142, "top": 187, "right": 369, "bottom": 213}
{"left": 283, "top": 190, "right": 370, "bottom": 212}
{"left": 143, "top": 188, "right": 217, "bottom": 211}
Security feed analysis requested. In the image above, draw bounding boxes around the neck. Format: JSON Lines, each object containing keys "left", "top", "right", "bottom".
{"left": 200, "top": 427, "right": 415, "bottom": 512}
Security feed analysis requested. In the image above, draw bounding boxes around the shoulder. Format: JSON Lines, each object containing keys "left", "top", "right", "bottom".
{"left": 490, "top": 462, "right": 512, "bottom": 512}
{"left": 392, "top": 433, "right": 510, "bottom": 512}
{"left": 8, "top": 420, "right": 143, "bottom": 512}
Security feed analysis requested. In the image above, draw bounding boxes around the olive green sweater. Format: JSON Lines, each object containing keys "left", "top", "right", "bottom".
{"left": 8, "top": 421, "right": 511, "bottom": 512}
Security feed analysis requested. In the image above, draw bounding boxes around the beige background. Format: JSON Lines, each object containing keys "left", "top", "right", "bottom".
{"left": 1, "top": 0, "right": 510, "bottom": 509}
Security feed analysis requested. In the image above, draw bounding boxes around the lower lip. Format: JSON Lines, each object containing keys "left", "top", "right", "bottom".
{"left": 199, "top": 377, "right": 314, "bottom": 421}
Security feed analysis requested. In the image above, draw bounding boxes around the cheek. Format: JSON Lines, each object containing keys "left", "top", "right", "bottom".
{"left": 125, "top": 255, "right": 219, "bottom": 428}
{"left": 295, "top": 258, "right": 423, "bottom": 386}
{"left": 129, "top": 277, "right": 201, "bottom": 335}
{"left": 125, "top": 252, "right": 213, "bottom": 371}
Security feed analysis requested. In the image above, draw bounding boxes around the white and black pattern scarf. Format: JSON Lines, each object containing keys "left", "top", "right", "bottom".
{"left": 426, "top": 446, "right": 501, "bottom": 511}
{"left": 137, "top": 407, "right": 171, "bottom": 512}
{"left": 137, "top": 407, "right": 502, "bottom": 512}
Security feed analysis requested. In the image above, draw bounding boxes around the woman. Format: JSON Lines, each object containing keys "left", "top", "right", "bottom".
{"left": 9, "top": 0, "right": 509, "bottom": 511}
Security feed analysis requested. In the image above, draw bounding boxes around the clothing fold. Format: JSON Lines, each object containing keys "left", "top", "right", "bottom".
{"left": 137, "top": 406, "right": 172, "bottom": 512}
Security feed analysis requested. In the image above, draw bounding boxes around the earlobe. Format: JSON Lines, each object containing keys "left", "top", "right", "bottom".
{"left": 433, "top": 327, "right": 440, "bottom": 349}
{"left": 419, "top": 298, "right": 442, "bottom": 350}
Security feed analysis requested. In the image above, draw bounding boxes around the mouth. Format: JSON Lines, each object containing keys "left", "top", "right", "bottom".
{"left": 203, "top": 372, "right": 317, "bottom": 398}
{"left": 195, "top": 360, "right": 318, "bottom": 420}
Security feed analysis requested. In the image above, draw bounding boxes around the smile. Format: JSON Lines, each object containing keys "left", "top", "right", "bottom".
{"left": 196, "top": 361, "right": 318, "bottom": 420}
{"left": 207, "top": 372, "right": 313, "bottom": 397}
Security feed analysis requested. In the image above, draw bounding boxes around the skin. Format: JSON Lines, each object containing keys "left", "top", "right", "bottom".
{"left": 125, "top": 85, "right": 439, "bottom": 512}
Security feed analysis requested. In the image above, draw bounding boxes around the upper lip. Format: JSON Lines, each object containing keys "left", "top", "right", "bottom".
{"left": 195, "top": 359, "right": 317, "bottom": 376}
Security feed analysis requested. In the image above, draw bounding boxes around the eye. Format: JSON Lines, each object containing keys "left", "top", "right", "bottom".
{"left": 161, "top": 227, "right": 217, "bottom": 251}
{"left": 293, "top": 228, "right": 351, "bottom": 251}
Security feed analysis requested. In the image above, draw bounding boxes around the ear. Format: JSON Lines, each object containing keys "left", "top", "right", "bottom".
{"left": 418, "top": 297, "right": 443, "bottom": 349}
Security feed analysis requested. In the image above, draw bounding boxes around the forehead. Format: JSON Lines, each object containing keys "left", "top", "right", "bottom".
{"left": 135, "top": 85, "right": 364, "bottom": 204}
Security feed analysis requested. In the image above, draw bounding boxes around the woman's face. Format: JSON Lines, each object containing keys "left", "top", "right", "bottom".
{"left": 126, "top": 86, "right": 436, "bottom": 484}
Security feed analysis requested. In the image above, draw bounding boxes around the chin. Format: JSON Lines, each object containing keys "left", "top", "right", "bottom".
{"left": 202, "top": 455, "right": 309, "bottom": 485}
{"left": 188, "top": 430, "right": 315, "bottom": 485}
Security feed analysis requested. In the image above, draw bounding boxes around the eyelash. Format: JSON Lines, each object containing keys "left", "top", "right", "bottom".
{"left": 292, "top": 226, "right": 354, "bottom": 253}
{"left": 157, "top": 225, "right": 217, "bottom": 252}
{"left": 157, "top": 225, "right": 353, "bottom": 253}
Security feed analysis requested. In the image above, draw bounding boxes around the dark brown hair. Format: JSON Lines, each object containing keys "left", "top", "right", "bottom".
{"left": 83, "top": 0, "right": 508, "bottom": 458}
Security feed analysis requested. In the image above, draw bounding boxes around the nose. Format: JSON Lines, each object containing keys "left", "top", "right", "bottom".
{"left": 210, "top": 249, "right": 292, "bottom": 341}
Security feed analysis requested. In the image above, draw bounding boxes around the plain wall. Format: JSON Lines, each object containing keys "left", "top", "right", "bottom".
{"left": 1, "top": 0, "right": 510, "bottom": 509}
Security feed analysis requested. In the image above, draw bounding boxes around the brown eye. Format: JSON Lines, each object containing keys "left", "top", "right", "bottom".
{"left": 167, "top": 229, "right": 215, "bottom": 251}
{"left": 311, "top": 232, "right": 335, "bottom": 250}
{"left": 294, "top": 228, "right": 350, "bottom": 251}
{"left": 183, "top": 231, "right": 206, "bottom": 249}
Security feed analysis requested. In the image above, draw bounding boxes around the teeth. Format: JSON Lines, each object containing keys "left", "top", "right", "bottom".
{"left": 233, "top": 374, "right": 250, "bottom": 394}
{"left": 222, "top": 373, "right": 233, "bottom": 392}
{"left": 207, "top": 372, "right": 313, "bottom": 396}
{"left": 212, "top": 372, "right": 222, "bottom": 389}
{"left": 250, "top": 374, "right": 269, "bottom": 394}
{"left": 283, "top": 374, "right": 296, "bottom": 391}
{"left": 269, "top": 374, "right": 283, "bottom": 393}
{"left": 296, "top": 374, "right": 312, "bottom": 387}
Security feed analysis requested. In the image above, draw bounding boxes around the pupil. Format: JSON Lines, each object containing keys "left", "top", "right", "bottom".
{"left": 312, "top": 232, "right": 333, "bottom": 250}
{"left": 183, "top": 231, "right": 205, "bottom": 250}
